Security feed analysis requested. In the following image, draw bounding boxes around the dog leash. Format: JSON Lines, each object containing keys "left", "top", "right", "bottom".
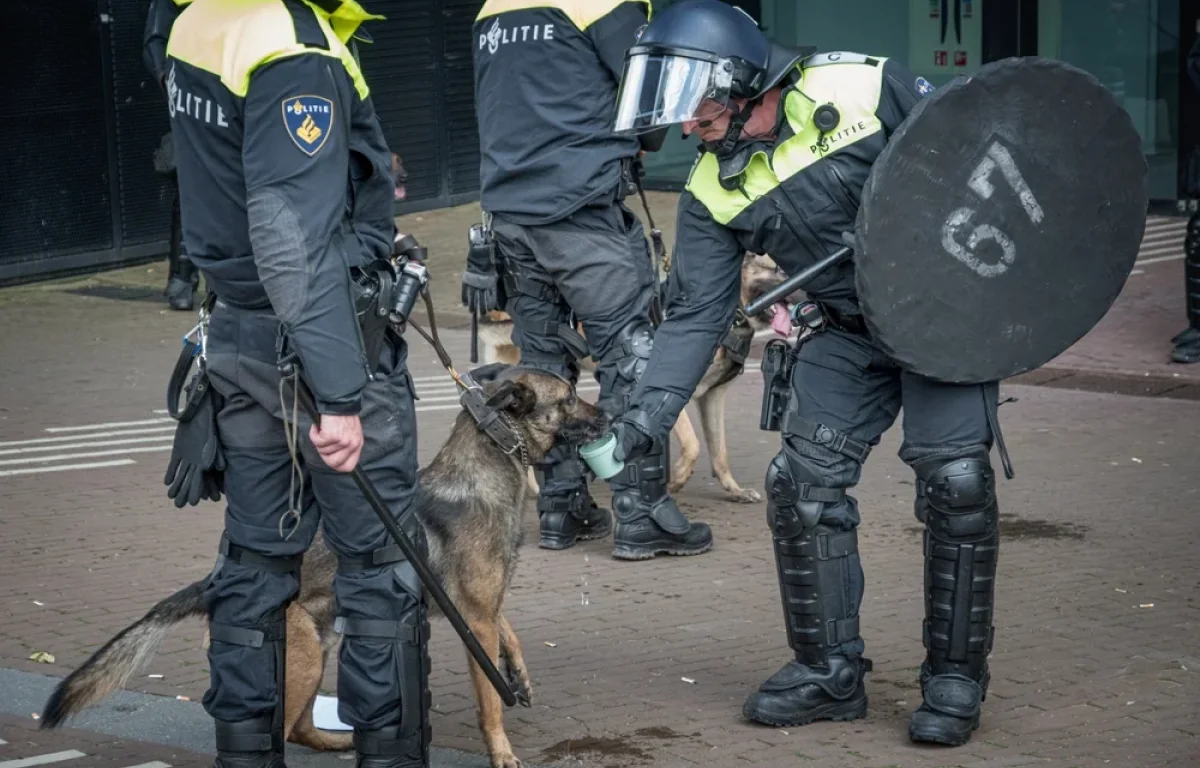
{"left": 628, "top": 160, "right": 667, "bottom": 328}
{"left": 406, "top": 286, "right": 466, "bottom": 391}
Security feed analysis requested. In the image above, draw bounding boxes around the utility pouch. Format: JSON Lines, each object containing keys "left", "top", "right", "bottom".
{"left": 759, "top": 338, "right": 795, "bottom": 432}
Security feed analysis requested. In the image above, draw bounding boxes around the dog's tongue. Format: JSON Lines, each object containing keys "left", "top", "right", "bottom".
{"left": 770, "top": 303, "right": 792, "bottom": 336}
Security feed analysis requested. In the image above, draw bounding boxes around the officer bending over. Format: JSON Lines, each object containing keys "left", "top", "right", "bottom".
{"left": 606, "top": 0, "right": 1003, "bottom": 747}
{"left": 164, "top": 2, "right": 430, "bottom": 767}
{"left": 464, "top": 0, "right": 712, "bottom": 560}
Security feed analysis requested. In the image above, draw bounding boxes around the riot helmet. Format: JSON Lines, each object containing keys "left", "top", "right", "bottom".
{"left": 612, "top": 0, "right": 814, "bottom": 147}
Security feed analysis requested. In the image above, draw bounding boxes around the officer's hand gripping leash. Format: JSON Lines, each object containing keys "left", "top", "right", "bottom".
{"left": 279, "top": 232, "right": 517, "bottom": 707}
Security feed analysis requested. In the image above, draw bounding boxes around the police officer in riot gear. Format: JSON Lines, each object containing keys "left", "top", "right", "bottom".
{"left": 161, "top": 2, "right": 430, "bottom": 767}
{"left": 464, "top": 0, "right": 713, "bottom": 560}
{"left": 1173, "top": 35, "right": 1200, "bottom": 364}
{"left": 605, "top": 0, "right": 1002, "bottom": 746}
{"left": 143, "top": 0, "right": 199, "bottom": 311}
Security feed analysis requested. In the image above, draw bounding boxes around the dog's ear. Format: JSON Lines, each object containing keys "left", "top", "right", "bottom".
{"left": 484, "top": 379, "right": 537, "bottom": 418}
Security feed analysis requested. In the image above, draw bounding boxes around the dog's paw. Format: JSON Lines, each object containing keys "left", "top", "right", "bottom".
{"left": 504, "top": 662, "right": 533, "bottom": 707}
{"left": 491, "top": 752, "right": 523, "bottom": 768}
{"left": 728, "top": 487, "right": 762, "bottom": 504}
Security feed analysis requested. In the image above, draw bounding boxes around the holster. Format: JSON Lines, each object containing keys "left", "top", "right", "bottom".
{"left": 759, "top": 338, "right": 795, "bottom": 432}
{"left": 469, "top": 220, "right": 508, "bottom": 310}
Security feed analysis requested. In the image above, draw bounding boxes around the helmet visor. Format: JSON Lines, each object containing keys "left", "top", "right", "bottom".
{"left": 613, "top": 51, "right": 733, "bottom": 134}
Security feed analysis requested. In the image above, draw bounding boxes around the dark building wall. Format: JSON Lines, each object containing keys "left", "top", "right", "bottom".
{"left": 1, "top": 0, "right": 484, "bottom": 286}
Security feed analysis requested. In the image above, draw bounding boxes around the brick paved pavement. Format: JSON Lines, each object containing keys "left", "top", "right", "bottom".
{"left": 0, "top": 714, "right": 211, "bottom": 768}
{"left": 1, "top": 201, "right": 1199, "bottom": 767}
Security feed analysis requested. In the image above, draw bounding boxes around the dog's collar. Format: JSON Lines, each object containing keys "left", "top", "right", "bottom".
{"left": 458, "top": 372, "right": 529, "bottom": 467}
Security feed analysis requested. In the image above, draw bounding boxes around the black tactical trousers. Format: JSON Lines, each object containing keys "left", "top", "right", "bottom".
{"left": 491, "top": 199, "right": 658, "bottom": 414}
{"left": 491, "top": 199, "right": 658, "bottom": 518}
{"left": 758, "top": 323, "right": 1000, "bottom": 723}
{"left": 201, "top": 303, "right": 430, "bottom": 756}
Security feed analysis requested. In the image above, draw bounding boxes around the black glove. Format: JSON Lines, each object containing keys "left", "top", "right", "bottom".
{"left": 462, "top": 223, "right": 502, "bottom": 316}
{"left": 163, "top": 372, "right": 226, "bottom": 508}
{"left": 611, "top": 418, "right": 653, "bottom": 463}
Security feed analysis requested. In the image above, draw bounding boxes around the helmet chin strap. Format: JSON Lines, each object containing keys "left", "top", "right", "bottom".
{"left": 702, "top": 99, "right": 759, "bottom": 158}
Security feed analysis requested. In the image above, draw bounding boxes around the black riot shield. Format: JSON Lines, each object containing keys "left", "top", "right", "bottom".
{"left": 853, "top": 56, "right": 1148, "bottom": 384}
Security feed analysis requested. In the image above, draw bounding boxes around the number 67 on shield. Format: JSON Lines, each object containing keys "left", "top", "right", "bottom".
{"left": 941, "top": 141, "right": 1045, "bottom": 279}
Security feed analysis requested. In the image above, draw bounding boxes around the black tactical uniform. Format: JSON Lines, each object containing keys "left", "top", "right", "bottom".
{"left": 164, "top": 2, "right": 430, "bottom": 767}
{"left": 144, "top": 0, "right": 199, "bottom": 311}
{"left": 1174, "top": 35, "right": 1200, "bottom": 363}
{"left": 465, "top": 0, "right": 713, "bottom": 560}
{"left": 607, "top": 0, "right": 1002, "bottom": 747}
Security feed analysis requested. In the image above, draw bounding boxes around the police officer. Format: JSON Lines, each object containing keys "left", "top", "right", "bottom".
{"left": 162, "top": 2, "right": 430, "bottom": 767}
{"left": 143, "top": 0, "right": 199, "bottom": 311}
{"left": 1173, "top": 34, "right": 1200, "bottom": 364}
{"left": 463, "top": 0, "right": 713, "bottom": 560}
{"left": 605, "top": 0, "right": 1002, "bottom": 747}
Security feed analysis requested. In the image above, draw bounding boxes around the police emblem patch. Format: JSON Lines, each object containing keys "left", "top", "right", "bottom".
{"left": 281, "top": 95, "right": 333, "bottom": 156}
{"left": 915, "top": 76, "right": 935, "bottom": 96}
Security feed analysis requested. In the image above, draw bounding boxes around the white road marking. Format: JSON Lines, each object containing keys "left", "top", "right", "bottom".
{"left": 0, "top": 426, "right": 175, "bottom": 449}
{"left": 44, "top": 418, "right": 174, "bottom": 433}
{"left": 0, "top": 382, "right": 603, "bottom": 477}
{"left": 0, "top": 750, "right": 88, "bottom": 767}
{"left": 0, "top": 444, "right": 174, "bottom": 467}
{"left": 0, "top": 435, "right": 177, "bottom": 457}
{"left": 0, "top": 459, "right": 137, "bottom": 478}
{"left": 1134, "top": 253, "right": 1185, "bottom": 266}
{"left": 122, "top": 763, "right": 173, "bottom": 768}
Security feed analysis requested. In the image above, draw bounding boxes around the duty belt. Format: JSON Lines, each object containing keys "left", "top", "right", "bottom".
{"left": 820, "top": 304, "right": 868, "bottom": 335}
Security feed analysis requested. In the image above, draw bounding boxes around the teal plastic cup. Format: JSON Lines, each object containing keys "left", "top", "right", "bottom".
{"left": 578, "top": 433, "right": 624, "bottom": 480}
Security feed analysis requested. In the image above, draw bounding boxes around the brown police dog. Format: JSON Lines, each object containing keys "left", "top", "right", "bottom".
{"left": 478, "top": 251, "right": 796, "bottom": 504}
{"left": 39, "top": 365, "right": 607, "bottom": 768}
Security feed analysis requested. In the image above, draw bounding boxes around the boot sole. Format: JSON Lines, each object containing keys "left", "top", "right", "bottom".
{"left": 611, "top": 538, "right": 713, "bottom": 561}
{"left": 743, "top": 696, "right": 868, "bottom": 728}
{"left": 539, "top": 525, "right": 612, "bottom": 550}
{"left": 908, "top": 716, "right": 980, "bottom": 746}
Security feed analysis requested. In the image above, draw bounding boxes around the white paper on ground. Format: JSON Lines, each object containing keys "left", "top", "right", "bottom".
{"left": 312, "top": 695, "right": 353, "bottom": 731}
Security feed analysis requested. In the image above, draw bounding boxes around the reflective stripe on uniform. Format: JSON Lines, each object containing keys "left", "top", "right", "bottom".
{"left": 166, "top": 0, "right": 373, "bottom": 100}
{"left": 476, "top": 0, "right": 651, "bottom": 29}
{"left": 686, "top": 60, "right": 887, "bottom": 226}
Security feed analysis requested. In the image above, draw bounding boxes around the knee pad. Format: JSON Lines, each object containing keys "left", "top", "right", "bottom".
{"left": 1187, "top": 211, "right": 1200, "bottom": 262}
{"left": 766, "top": 450, "right": 851, "bottom": 539}
{"left": 914, "top": 454, "right": 998, "bottom": 541}
{"left": 608, "top": 319, "right": 655, "bottom": 384}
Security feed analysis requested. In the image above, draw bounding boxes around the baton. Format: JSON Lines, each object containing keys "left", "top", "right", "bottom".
{"left": 470, "top": 313, "right": 479, "bottom": 364}
{"left": 744, "top": 246, "right": 853, "bottom": 318}
{"left": 279, "top": 361, "right": 518, "bottom": 708}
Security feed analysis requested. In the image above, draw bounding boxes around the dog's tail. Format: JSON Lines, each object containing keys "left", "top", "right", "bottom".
{"left": 39, "top": 579, "right": 207, "bottom": 728}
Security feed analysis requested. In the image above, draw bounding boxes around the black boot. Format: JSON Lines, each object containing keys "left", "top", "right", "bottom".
{"left": 907, "top": 452, "right": 999, "bottom": 747}
{"left": 744, "top": 455, "right": 870, "bottom": 725}
{"left": 213, "top": 717, "right": 286, "bottom": 768}
{"left": 211, "top": 604, "right": 289, "bottom": 768}
{"left": 354, "top": 725, "right": 428, "bottom": 768}
{"left": 536, "top": 448, "right": 612, "bottom": 550}
{"left": 1171, "top": 212, "right": 1200, "bottom": 362}
{"left": 166, "top": 188, "right": 198, "bottom": 311}
{"left": 610, "top": 436, "right": 712, "bottom": 560}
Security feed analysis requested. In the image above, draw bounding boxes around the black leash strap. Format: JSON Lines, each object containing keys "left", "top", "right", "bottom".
{"left": 629, "top": 161, "right": 667, "bottom": 327}
{"left": 279, "top": 359, "right": 517, "bottom": 708}
{"left": 406, "top": 286, "right": 464, "bottom": 389}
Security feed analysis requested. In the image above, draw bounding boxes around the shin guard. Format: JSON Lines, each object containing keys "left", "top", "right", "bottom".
{"left": 909, "top": 450, "right": 999, "bottom": 745}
